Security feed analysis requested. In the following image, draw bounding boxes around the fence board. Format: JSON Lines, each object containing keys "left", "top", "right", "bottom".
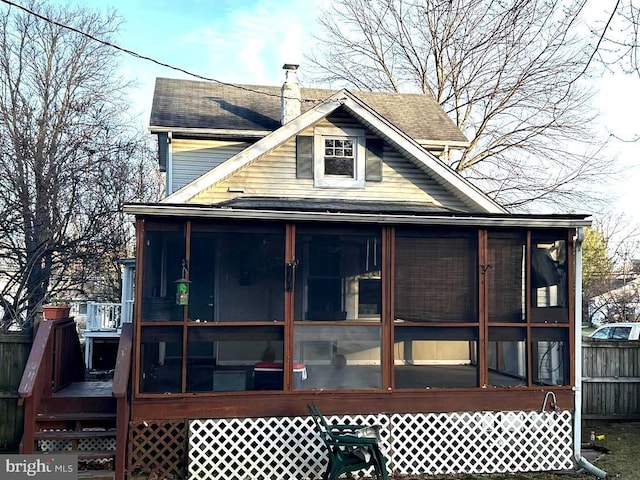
{"left": 582, "top": 338, "right": 640, "bottom": 420}
{"left": 0, "top": 332, "right": 32, "bottom": 451}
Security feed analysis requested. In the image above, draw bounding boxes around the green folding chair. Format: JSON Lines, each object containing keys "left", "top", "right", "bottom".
{"left": 307, "top": 403, "right": 388, "bottom": 480}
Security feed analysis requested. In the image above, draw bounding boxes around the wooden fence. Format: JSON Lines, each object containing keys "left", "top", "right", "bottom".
{"left": 582, "top": 337, "right": 640, "bottom": 420}
{"left": 0, "top": 332, "right": 32, "bottom": 451}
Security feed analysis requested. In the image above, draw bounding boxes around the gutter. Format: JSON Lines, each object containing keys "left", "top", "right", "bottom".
{"left": 123, "top": 203, "right": 592, "bottom": 229}
{"left": 573, "top": 227, "right": 608, "bottom": 479}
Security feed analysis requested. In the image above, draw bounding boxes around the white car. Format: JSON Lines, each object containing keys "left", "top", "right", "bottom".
{"left": 589, "top": 322, "right": 640, "bottom": 340}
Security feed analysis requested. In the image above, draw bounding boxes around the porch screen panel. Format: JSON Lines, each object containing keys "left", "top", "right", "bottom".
{"left": 294, "top": 226, "right": 382, "bottom": 322}
{"left": 395, "top": 229, "right": 477, "bottom": 322}
{"left": 531, "top": 231, "right": 569, "bottom": 323}
{"left": 394, "top": 326, "right": 478, "bottom": 388}
{"left": 488, "top": 327, "right": 527, "bottom": 386}
{"left": 292, "top": 225, "right": 382, "bottom": 391}
{"left": 140, "top": 326, "right": 183, "bottom": 393}
{"left": 293, "top": 325, "right": 381, "bottom": 390}
{"left": 190, "top": 222, "right": 285, "bottom": 322}
{"left": 531, "top": 327, "right": 569, "bottom": 386}
{"left": 187, "top": 325, "right": 284, "bottom": 392}
{"left": 140, "top": 221, "right": 186, "bottom": 322}
{"left": 488, "top": 231, "right": 526, "bottom": 323}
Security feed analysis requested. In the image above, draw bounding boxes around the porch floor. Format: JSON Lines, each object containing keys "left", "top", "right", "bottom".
{"left": 52, "top": 381, "right": 113, "bottom": 397}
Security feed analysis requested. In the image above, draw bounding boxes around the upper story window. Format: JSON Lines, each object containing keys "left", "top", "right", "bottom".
{"left": 313, "top": 127, "right": 366, "bottom": 188}
{"left": 323, "top": 138, "right": 354, "bottom": 176}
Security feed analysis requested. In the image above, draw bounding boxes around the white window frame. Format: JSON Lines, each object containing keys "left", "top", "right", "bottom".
{"left": 314, "top": 126, "right": 366, "bottom": 188}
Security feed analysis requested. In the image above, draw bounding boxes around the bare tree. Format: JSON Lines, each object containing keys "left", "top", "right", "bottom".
{"left": 583, "top": 214, "right": 640, "bottom": 324}
{"left": 0, "top": 1, "right": 162, "bottom": 331}
{"left": 307, "top": 0, "right": 612, "bottom": 210}
{"left": 583, "top": 1, "right": 640, "bottom": 79}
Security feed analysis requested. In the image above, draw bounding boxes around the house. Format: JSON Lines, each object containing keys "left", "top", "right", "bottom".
{"left": 79, "top": 258, "right": 136, "bottom": 371}
{"left": 20, "top": 65, "right": 596, "bottom": 480}
{"left": 588, "top": 277, "right": 640, "bottom": 325}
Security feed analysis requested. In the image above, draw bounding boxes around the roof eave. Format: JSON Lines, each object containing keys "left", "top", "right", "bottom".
{"left": 149, "top": 126, "right": 273, "bottom": 138}
{"left": 123, "top": 203, "right": 592, "bottom": 229}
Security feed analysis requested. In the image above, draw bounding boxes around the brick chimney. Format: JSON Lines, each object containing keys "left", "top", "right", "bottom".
{"left": 281, "top": 64, "right": 301, "bottom": 124}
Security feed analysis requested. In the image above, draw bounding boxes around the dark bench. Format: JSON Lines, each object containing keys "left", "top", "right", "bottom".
{"left": 307, "top": 403, "right": 387, "bottom": 480}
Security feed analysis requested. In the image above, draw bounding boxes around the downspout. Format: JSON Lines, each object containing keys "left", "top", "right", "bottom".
{"left": 573, "top": 226, "right": 608, "bottom": 479}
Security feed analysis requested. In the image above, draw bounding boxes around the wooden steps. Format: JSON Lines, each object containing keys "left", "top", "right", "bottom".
{"left": 35, "top": 429, "right": 115, "bottom": 440}
{"left": 31, "top": 382, "right": 117, "bottom": 477}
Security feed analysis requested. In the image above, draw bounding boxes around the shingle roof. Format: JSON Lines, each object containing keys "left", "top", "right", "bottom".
{"left": 150, "top": 77, "right": 468, "bottom": 145}
{"left": 215, "top": 197, "right": 464, "bottom": 215}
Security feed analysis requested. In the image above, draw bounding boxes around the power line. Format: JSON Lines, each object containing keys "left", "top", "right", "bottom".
{"left": 0, "top": 0, "right": 314, "bottom": 102}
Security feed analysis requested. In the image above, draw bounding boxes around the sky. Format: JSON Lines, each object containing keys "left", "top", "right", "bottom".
{"left": 86, "top": 0, "right": 324, "bottom": 119}
{"left": 8, "top": 0, "right": 640, "bottom": 235}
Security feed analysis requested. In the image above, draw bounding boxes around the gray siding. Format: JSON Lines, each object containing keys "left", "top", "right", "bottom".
{"left": 171, "top": 139, "right": 250, "bottom": 192}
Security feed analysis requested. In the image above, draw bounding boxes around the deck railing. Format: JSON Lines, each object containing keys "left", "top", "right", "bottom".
{"left": 86, "top": 301, "right": 122, "bottom": 331}
{"left": 113, "top": 322, "right": 133, "bottom": 480}
{"left": 18, "top": 317, "right": 86, "bottom": 453}
{"left": 52, "top": 318, "right": 85, "bottom": 391}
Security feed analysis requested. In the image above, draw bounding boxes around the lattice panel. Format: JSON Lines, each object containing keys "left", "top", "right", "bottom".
{"left": 128, "top": 420, "right": 187, "bottom": 479}
{"left": 79, "top": 436, "right": 116, "bottom": 451}
{"left": 38, "top": 429, "right": 115, "bottom": 453}
{"left": 189, "top": 410, "right": 573, "bottom": 480}
{"left": 38, "top": 438, "right": 70, "bottom": 452}
{"left": 390, "top": 410, "right": 573, "bottom": 475}
{"left": 189, "top": 414, "right": 388, "bottom": 480}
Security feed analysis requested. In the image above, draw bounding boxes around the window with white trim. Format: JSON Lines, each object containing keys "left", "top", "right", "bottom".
{"left": 323, "top": 138, "right": 354, "bottom": 177}
{"left": 313, "top": 127, "right": 366, "bottom": 188}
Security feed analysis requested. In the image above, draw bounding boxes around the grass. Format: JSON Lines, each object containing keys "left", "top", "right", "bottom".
{"left": 396, "top": 423, "right": 640, "bottom": 480}
{"left": 586, "top": 422, "right": 640, "bottom": 479}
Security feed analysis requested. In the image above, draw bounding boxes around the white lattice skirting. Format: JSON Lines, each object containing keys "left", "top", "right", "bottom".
{"left": 38, "top": 430, "right": 116, "bottom": 452}
{"left": 189, "top": 410, "right": 574, "bottom": 480}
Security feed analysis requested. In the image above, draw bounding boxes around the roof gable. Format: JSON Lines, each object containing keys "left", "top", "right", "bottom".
{"left": 162, "top": 90, "right": 506, "bottom": 214}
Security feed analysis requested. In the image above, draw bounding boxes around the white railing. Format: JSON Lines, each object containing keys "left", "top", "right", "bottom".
{"left": 86, "top": 302, "right": 122, "bottom": 331}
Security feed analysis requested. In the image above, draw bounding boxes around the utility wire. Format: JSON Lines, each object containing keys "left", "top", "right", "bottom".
{"left": 0, "top": 0, "right": 318, "bottom": 102}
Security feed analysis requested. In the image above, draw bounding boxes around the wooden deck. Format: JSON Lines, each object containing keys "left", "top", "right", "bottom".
{"left": 52, "top": 381, "right": 113, "bottom": 397}
{"left": 19, "top": 319, "right": 132, "bottom": 480}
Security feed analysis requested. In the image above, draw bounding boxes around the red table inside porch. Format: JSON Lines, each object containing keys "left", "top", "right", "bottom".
{"left": 253, "top": 362, "right": 307, "bottom": 390}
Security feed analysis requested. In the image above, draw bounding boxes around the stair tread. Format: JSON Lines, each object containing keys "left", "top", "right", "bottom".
{"left": 37, "top": 412, "right": 116, "bottom": 421}
{"left": 77, "top": 470, "right": 115, "bottom": 480}
{"left": 35, "top": 430, "right": 116, "bottom": 440}
{"left": 42, "top": 450, "right": 115, "bottom": 459}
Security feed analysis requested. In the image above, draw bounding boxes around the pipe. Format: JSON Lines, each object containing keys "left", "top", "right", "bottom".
{"left": 576, "top": 456, "right": 607, "bottom": 479}
{"left": 573, "top": 227, "right": 607, "bottom": 479}
{"left": 541, "top": 391, "right": 557, "bottom": 413}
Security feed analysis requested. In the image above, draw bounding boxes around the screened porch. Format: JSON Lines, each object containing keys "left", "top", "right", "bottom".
{"left": 134, "top": 217, "right": 572, "bottom": 399}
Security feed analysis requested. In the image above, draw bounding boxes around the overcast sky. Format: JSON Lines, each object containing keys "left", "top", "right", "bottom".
{"left": 13, "top": 0, "right": 640, "bottom": 233}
